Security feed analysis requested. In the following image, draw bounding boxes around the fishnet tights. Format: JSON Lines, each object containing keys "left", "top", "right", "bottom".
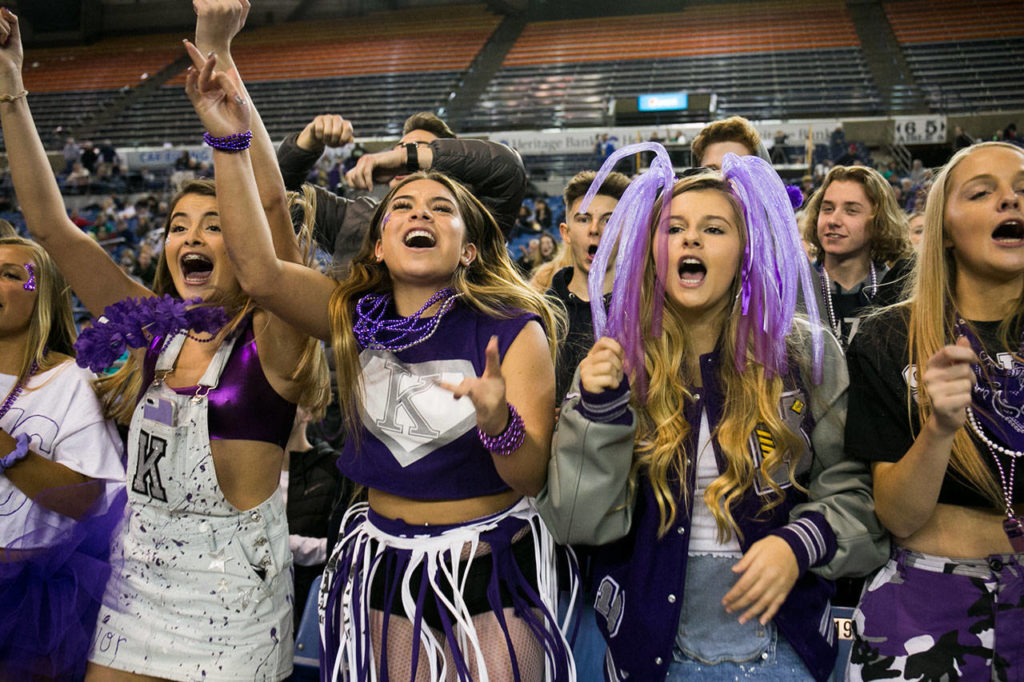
{"left": 370, "top": 607, "right": 545, "bottom": 682}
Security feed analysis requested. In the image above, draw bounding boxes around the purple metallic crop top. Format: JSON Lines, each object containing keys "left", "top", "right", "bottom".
{"left": 142, "top": 314, "right": 296, "bottom": 448}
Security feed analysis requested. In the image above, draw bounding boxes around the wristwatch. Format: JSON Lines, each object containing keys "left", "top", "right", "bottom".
{"left": 404, "top": 142, "right": 419, "bottom": 173}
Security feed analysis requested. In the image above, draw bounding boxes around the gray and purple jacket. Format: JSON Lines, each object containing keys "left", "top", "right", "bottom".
{"left": 538, "top": 322, "right": 888, "bottom": 681}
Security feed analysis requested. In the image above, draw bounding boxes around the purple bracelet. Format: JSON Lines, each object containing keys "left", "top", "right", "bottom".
{"left": 477, "top": 403, "right": 526, "bottom": 457}
{"left": 0, "top": 433, "right": 30, "bottom": 474}
{"left": 203, "top": 130, "right": 252, "bottom": 152}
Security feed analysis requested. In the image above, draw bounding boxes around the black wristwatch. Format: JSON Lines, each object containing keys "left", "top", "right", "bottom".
{"left": 404, "top": 142, "right": 419, "bottom": 173}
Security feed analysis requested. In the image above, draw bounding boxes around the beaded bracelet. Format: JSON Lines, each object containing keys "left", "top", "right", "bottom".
{"left": 0, "top": 433, "right": 31, "bottom": 474}
{"left": 203, "top": 130, "right": 252, "bottom": 152}
{"left": 477, "top": 403, "right": 526, "bottom": 457}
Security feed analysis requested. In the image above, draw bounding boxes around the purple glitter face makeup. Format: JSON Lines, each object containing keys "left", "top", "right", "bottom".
{"left": 23, "top": 263, "right": 36, "bottom": 292}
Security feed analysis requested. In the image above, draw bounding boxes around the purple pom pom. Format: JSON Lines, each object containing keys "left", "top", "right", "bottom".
{"left": 74, "top": 295, "right": 228, "bottom": 372}
{"left": 785, "top": 184, "right": 804, "bottom": 209}
{"left": 722, "top": 153, "right": 823, "bottom": 384}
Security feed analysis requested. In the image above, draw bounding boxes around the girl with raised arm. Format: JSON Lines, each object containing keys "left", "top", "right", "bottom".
{"left": 0, "top": 6, "right": 327, "bottom": 680}
{"left": 183, "top": 39, "right": 573, "bottom": 682}
{"left": 538, "top": 144, "right": 887, "bottom": 681}
{"left": 0, "top": 236, "right": 124, "bottom": 679}
{"left": 845, "top": 142, "right": 1024, "bottom": 679}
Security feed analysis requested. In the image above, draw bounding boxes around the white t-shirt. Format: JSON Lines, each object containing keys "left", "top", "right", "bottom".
{"left": 688, "top": 408, "right": 743, "bottom": 557}
{"left": 0, "top": 360, "right": 124, "bottom": 546}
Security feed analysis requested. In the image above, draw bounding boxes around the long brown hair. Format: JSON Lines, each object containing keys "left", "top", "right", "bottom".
{"left": 329, "top": 171, "right": 564, "bottom": 431}
{"left": 801, "top": 165, "right": 912, "bottom": 266}
{"left": 97, "top": 180, "right": 329, "bottom": 422}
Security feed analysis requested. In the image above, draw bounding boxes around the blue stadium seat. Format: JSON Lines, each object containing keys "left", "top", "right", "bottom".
{"left": 292, "top": 574, "right": 322, "bottom": 681}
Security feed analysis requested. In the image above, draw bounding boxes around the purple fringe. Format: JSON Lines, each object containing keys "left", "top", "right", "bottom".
{"left": 582, "top": 142, "right": 676, "bottom": 399}
{"left": 0, "top": 484, "right": 126, "bottom": 679}
{"left": 722, "top": 153, "right": 824, "bottom": 383}
{"left": 321, "top": 507, "right": 575, "bottom": 682}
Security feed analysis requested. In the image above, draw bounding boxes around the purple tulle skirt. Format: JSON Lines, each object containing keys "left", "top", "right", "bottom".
{"left": 0, "top": 483, "right": 126, "bottom": 679}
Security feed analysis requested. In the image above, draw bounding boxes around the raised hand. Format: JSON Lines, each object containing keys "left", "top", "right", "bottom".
{"left": 0, "top": 8, "right": 25, "bottom": 79}
{"left": 345, "top": 148, "right": 404, "bottom": 191}
{"left": 194, "top": 0, "right": 249, "bottom": 55}
{"left": 439, "top": 336, "right": 510, "bottom": 436}
{"left": 923, "top": 336, "right": 978, "bottom": 437}
{"left": 580, "top": 336, "right": 625, "bottom": 394}
{"left": 183, "top": 40, "right": 251, "bottom": 138}
{"left": 296, "top": 114, "right": 354, "bottom": 153}
{"left": 722, "top": 535, "right": 799, "bottom": 626}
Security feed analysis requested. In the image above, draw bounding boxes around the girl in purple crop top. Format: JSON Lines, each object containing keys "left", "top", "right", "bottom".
{"left": 845, "top": 142, "right": 1024, "bottom": 680}
{"left": 186, "top": 46, "right": 575, "bottom": 682}
{"left": 0, "top": 8, "right": 329, "bottom": 679}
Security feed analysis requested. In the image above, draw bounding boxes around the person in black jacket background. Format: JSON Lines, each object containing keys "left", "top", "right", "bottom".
{"left": 277, "top": 111, "right": 527, "bottom": 274}
{"left": 281, "top": 407, "right": 355, "bottom": 629}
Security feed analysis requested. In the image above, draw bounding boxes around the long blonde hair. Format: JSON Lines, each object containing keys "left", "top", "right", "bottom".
{"left": 0, "top": 236, "right": 77, "bottom": 381}
{"left": 903, "top": 141, "right": 1024, "bottom": 506}
{"left": 632, "top": 175, "right": 810, "bottom": 540}
{"left": 96, "top": 180, "right": 329, "bottom": 423}
{"left": 330, "top": 172, "right": 565, "bottom": 431}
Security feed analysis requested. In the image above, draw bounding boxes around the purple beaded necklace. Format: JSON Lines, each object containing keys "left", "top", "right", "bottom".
{"left": 354, "top": 287, "right": 459, "bottom": 352}
{"left": 0, "top": 357, "right": 42, "bottom": 423}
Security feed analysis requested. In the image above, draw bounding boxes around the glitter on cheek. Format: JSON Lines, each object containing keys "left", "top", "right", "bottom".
{"left": 23, "top": 263, "right": 36, "bottom": 291}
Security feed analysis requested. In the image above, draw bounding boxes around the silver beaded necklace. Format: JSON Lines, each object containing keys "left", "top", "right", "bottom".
{"left": 966, "top": 406, "right": 1024, "bottom": 551}
{"left": 820, "top": 261, "right": 876, "bottom": 347}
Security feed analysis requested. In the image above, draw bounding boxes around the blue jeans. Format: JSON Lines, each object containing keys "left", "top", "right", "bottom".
{"left": 670, "top": 555, "right": 813, "bottom": 680}
{"left": 669, "top": 629, "right": 813, "bottom": 681}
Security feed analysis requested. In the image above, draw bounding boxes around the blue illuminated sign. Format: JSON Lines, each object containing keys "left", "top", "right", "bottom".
{"left": 637, "top": 92, "right": 689, "bottom": 112}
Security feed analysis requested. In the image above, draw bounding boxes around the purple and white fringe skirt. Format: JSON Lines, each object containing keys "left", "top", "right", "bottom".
{"left": 319, "top": 497, "right": 578, "bottom": 681}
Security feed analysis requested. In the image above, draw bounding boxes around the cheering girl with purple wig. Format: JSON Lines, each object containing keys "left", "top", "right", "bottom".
{"left": 539, "top": 143, "right": 888, "bottom": 681}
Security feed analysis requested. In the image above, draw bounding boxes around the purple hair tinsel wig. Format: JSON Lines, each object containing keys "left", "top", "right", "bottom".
{"left": 581, "top": 144, "right": 824, "bottom": 395}
{"left": 581, "top": 142, "right": 675, "bottom": 398}
{"left": 722, "top": 152, "right": 823, "bottom": 383}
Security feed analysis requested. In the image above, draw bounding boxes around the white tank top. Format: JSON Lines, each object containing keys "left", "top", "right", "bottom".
{"left": 688, "top": 408, "right": 742, "bottom": 557}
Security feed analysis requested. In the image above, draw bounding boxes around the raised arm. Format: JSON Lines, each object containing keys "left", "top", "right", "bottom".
{"left": 535, "top": 337, "right": 637, "bottom": 545}
{"left": 0, "top": 9, "right": 149, "bottom": 314}
{"left": 344, "top": 138, "right": 527, "bottom": 238}
{"left": 872, "top": 337, "right": 977, "bottom": 539}
{"left": 193, "top": 0, "right": 300, "bottom": 264}
{"left": 184, "top": 43, "right": 335, "bottom": 342}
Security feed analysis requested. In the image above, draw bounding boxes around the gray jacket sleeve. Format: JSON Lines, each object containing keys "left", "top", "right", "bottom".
{"left": 794, "top": 322, "right": 890, "bottom": 579}
{"left": 535, "top": 372, "right": 636, "bottom": 546}
{"left": 430, "top": 138, "right": 526, "bottom": 239}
